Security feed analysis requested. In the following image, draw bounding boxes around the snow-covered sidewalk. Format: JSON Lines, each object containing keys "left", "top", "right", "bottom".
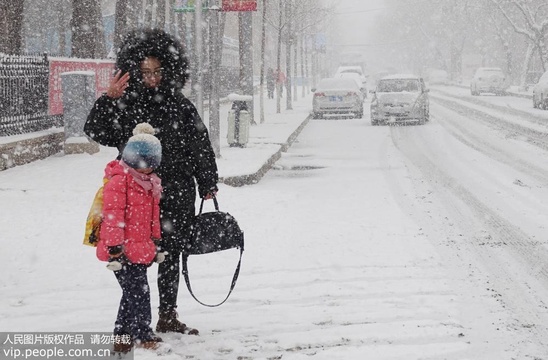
{"left": 211, "top": 94, "right": 311, "bottom": 185}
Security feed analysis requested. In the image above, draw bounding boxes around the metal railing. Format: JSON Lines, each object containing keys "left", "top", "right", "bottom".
{"left": 0, "top": 53, "right": 59, "bottom": 136}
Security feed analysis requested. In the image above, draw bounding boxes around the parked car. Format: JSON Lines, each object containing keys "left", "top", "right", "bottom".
{"left": 370, "top": 74, "right": 430, "bottom": 125}
{"left": 312, "top": 78, "right": 364, "bottom": 119}
{"left": 533, "top": 70, "right": 548, "bottom": 109}
{"left": 334, "top": 66, "right": 368, "bottom": 96}
{"left": 470, "top": 67, "right": 507, "bottom": 96}
{"left": 334, "top": 72, "right": 367, "bottom": 99}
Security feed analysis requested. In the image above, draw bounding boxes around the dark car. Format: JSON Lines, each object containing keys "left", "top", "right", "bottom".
{"left": 370, "top": 74, "right": 430, "bottom": 125}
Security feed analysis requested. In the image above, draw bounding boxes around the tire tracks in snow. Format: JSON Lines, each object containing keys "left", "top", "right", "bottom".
{"left": 385, "top": 122, "right": 548, "bottom": 358}
{"left": 431, "top": 92, "right": 548, "bottom": 155}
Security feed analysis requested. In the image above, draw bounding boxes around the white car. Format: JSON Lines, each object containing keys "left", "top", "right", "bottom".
{"left": 470, "top": 67, "right": 507, "bottom": 96}
{"left": 334, "top": 72, "right": 367, "bottom": 99}
{"left": 335, "top": 66, "right": 367, "bottom": 90}
{"left": 312, "top": 78, "right": 364, "bottom": 119}
{"left": 533, "top": 70, "right": 548, "bottom": 109}
{"left": 370, "top": 74, "right": 430, "bottom": 125}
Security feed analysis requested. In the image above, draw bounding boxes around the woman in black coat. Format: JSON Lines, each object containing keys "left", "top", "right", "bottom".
{"left": 84, "top": 28, "right": 218, "bottom": 336}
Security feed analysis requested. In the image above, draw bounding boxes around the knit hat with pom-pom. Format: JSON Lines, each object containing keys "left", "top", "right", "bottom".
{"left": 122, "top": 123, "right": 162, "bottom": 169}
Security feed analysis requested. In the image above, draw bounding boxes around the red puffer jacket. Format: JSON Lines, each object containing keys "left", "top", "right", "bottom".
{"left": 96, "top": 160, "right": 162, "bottom": 264}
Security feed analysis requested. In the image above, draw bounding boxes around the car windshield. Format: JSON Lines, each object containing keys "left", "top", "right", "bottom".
{"left": 318, "top": 78, "right": 359, "bottom": 91}
{"left": 377, "top": 79, "right": 420, "bottom": 92}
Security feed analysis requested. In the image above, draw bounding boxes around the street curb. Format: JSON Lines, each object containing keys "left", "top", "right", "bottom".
{"left": 219, "top": 115, "right": 311, "bottom": 187}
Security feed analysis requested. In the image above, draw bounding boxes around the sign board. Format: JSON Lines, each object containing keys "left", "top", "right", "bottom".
{"left": 222, "top": 0, "right": 257, "bottom": 11}
{"left": 49, "top": 59, "right": 115, "bottom": 115}
{"left": 173, "top": 0, "right": 208, "bottom": 12}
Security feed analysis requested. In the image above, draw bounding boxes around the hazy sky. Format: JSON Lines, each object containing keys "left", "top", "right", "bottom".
{"left": 331, "top": 0, "right": 385, "bottom": 48}
{"left": 328, "top": 0, "right": 386, "bottom": 71}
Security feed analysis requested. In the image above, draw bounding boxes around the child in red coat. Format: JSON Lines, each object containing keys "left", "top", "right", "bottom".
{"left": 96, "top": 123, "right": 166, "bottom": 354}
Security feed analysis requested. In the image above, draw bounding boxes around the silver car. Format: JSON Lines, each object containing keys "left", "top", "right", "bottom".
{"left": 370, "top": 74, "right": 430, "bottom": 125}
{"left": 470, "top": 67, "right": 507, "bottom": 96}
{"left": 312, "top": 78, "right": 363, "bottom": 119}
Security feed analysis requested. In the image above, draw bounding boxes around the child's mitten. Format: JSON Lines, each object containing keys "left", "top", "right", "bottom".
{"left": 106, "top": 246, "right": 124, "bottom": 271}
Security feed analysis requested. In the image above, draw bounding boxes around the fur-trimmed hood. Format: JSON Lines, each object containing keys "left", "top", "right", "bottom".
{"left": 116, "top": 28, "right": 188, "bottom": 94}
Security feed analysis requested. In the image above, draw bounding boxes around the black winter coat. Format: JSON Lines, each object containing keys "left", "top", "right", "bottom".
{"left": 84, "top": 29, "right": 218, "bottom": 245}
{"left": 85, "top": 91, "right": 218, "bottom": 244}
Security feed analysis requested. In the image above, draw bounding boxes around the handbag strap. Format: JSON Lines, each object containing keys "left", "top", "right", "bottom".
{"left": 182, "top": 247, "right": 243, "bottom": 307}
{"left": 198, "top": 195, "right": 219, "bottom": 214}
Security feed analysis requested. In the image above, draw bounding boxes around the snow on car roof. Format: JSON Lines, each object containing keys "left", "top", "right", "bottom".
{"left": 335, "top": 66, "right": 363, "bottom": 75}
{"left": 380, "top": 73, "right": 420, "bottom": 80}
{"left": 317, "top": 77, "right": 360, "bottom": 89}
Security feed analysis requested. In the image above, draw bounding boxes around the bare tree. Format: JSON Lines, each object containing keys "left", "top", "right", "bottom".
{"left": 370, "top": 0, "right": 480, "bottom": 80}
{"left": 0, "top": 0, "right": 24, "bottom": 54}
{"left": 273, "top": 0, "right": 285, "bottom": 113}
{"left": 71, "top": 0, "right": 106, "bottom": 58}
{"left": 490, "top": 0, "right": 548, "bottom": 71}
{"left": 56, "top": 0, "right": 72, "bottom": 56}
{"left": 289, "top": 0, "right": 330, "bottom": 99}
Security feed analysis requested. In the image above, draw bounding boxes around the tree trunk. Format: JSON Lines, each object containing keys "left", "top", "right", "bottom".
{"left": 300, "top": 35, "right": 306, "bottom": 97}
{"left": 293, "top": 32, "right": 298, "bottom": 102}
{"left": 239, "top": 11, "right": 255, "bottom": 124}
{"left": 206, "top": 9, "right": 225, "bottom": 157}
{"left": 539, "top": 41, "right": 548, "bottom": 72}
{"left": 285, "top": 0, "right": 292, "bottom": 110}
{"left": 276, "top": 0, "right": 283, "bottom": 114}
{"left": 0, "top": 0, "right": 24, "bottom": 54}
{"left": 71, "top": 0, "right": 106, "bottom": 58}
{"left": 156, "top": 0, "right": 166, "bottom": 31}
{"left": 260, "top": 0, "right": 267, "bottom": 123}
{"left": 519, "top": 43, "right": 534, "bottom": 91}
{"left": 114, "top": 0, "right": 130, "bottom": 52}
{"left": 144, "top": 0, "right": 154, "bottom": 28}
{"left": 304, "top": 34, "right": 309, "bottom": 93}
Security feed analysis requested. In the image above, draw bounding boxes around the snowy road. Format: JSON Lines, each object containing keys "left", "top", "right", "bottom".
{"left": 2, "top": 88, "right": 548, "bottom": 359}
{"left": 386, "top": 87, "right": 548, "bottom": 358}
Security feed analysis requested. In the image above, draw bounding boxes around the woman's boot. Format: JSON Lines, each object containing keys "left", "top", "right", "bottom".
{"left": 156, "top": 309, "right": 199, "bottom": 335}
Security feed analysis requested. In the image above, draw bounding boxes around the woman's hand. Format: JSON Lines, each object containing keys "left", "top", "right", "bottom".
{"left": 203, "top": 190, "right": 218, "bottom": 200}
{"left": 106, "top": 70, "right": 130, "bottom": 99}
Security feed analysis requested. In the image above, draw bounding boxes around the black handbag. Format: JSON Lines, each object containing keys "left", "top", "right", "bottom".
{"left": 182, "top": 196, "right": 244, "bottom": 307}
